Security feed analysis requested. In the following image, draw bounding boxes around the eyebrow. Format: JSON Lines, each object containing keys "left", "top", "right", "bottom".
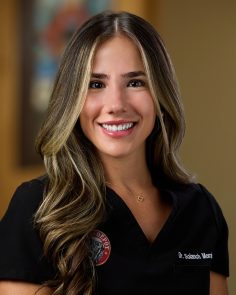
{"left": 91, "top": 71, "right": 146, "bottom": 79}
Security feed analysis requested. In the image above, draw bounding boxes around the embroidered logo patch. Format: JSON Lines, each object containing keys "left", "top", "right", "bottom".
{"left": 89, "top": 230, "right": 111, "bottom": 266}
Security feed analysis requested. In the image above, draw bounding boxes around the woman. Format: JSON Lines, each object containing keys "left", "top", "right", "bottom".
{"left": 0, "top": 11, "right": 229, "bottom": 295}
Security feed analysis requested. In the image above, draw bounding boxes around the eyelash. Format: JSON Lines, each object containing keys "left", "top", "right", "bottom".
{"left": 127, "top": 79, "right": 145, "bottom": 87}
{"left": 89, "top": 79, "right": 145, "bottom": 89}
{"left": 89, "top": 81, "right": 105, "bottom": 89}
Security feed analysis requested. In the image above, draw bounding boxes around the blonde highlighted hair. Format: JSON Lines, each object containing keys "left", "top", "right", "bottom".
{"left": 35, "top": 11, "right": 193, "bottom": 295}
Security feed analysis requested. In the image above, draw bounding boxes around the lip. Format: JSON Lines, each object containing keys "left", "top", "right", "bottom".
{"left": 98, "top": 119, "right": 137, "bottom": 125}
{"left": 98, "top": 120, "right": 137, "bottom": 138}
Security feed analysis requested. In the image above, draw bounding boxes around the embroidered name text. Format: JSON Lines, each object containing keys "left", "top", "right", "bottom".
{"left": 178, "top": 252, "right": 213, "bottom": 260}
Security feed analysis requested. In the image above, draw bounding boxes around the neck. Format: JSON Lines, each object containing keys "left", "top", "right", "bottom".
{"left": 101, "top": 153, "right": 153, "bottom": 191}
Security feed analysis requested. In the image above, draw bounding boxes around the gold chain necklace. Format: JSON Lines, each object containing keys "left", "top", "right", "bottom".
{"left": 105, "top": 182, "right": 145, "bottom": 203}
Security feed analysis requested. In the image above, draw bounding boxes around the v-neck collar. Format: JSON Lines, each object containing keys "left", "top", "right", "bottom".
{"left": 105, "top": 185, "right": 179, "bottom": 249}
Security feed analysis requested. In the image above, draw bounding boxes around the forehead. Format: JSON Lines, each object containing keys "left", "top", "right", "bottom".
{"left": 92, "top": 35, "right": 144, "bottom": 71}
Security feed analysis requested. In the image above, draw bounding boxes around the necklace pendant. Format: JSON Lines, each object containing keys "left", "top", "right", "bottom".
{"left": 136, "top": 195, "right": 144, "bottom": 202}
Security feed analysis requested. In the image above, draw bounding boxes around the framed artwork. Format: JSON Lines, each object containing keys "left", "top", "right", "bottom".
{"left": 20, "top": 0, "right": 111, "bottom": 166}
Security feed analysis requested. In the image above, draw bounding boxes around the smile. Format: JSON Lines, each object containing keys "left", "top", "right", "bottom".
{"left": 101, "top": 122, "right": 134, "bottom": 132}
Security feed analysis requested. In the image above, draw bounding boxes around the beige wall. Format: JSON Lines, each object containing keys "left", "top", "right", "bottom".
{"left": 156, "top": 1, "right": 235, "bottom": 293}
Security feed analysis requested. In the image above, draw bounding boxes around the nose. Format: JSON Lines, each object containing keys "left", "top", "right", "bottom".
{"left": 104, "top": 84, "right": 127, "bottom": 114}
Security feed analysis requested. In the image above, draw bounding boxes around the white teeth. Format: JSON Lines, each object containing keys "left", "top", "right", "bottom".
{"left": 102, "top": 123, "right": 134, "bottom": 132}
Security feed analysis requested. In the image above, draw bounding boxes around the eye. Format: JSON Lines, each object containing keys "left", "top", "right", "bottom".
{"left": 89, "top": 81, "right": 105, "bottom": 89}
{"left": 127, "top": 79, "right": 145, "bottom": 88}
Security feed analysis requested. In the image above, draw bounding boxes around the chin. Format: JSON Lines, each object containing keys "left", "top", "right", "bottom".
{"left": 99, "top": 150, "right": 131, "bottom": 159}
{"left": 97, "top": 144, "right": 144, "bottom": 160}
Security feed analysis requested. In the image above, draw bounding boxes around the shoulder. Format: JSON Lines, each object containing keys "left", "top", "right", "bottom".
{"left": 6, "top": 175, "right": 47, "bottom": 214}
{"left": 169, "top": 182, "right": 228, "bottom": 233}
{"left": 0, "top": 175, "right": 56, "bottom": 283}
{"left": 13, "top": 175, "right": 47, "bottom": 201}
{"left": 172, "top": 183, "right": 229, "bottom": 277}
{"left": 1, "top": 175, "right": 48, "bottom": 229}
{"left": 170, "top": 181, "right": 220, "bottom": 205}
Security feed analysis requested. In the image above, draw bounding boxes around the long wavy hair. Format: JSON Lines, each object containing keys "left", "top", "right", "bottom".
{"left": 35, "top": 10, "right": 193, "bottom": 295}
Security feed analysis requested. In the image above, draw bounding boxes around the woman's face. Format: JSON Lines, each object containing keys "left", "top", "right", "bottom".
{"left": 80, "top": 35, "right": 156, "bottom": 161}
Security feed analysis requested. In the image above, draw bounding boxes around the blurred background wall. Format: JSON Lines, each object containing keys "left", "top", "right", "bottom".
{"left": 156, "top": 2, "right": 235, "bottom": 293}
{"left": 0, "top": 0, "right": 234, "bottom": 292}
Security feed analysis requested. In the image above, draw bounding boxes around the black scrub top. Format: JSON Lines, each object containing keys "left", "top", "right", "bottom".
{"left": 0, "top": 177, "right": 229, "bottom": 295}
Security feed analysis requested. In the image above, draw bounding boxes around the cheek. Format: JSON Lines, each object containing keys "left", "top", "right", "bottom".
{"left": 79, "top": 97, "right": 101, "bottom": 132}
{"left": 136, "top": 94, "right": 156, "bottom": 120}
{"left": 142, "top": 98, "right": 157, "bottom": 131}
{"left": 80, "top": 98, "right": 98, "bottom": 120}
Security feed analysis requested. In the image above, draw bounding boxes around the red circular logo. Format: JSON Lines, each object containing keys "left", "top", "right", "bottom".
{"left": 90, "top": 230, "right": 111, "bottom": 266}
